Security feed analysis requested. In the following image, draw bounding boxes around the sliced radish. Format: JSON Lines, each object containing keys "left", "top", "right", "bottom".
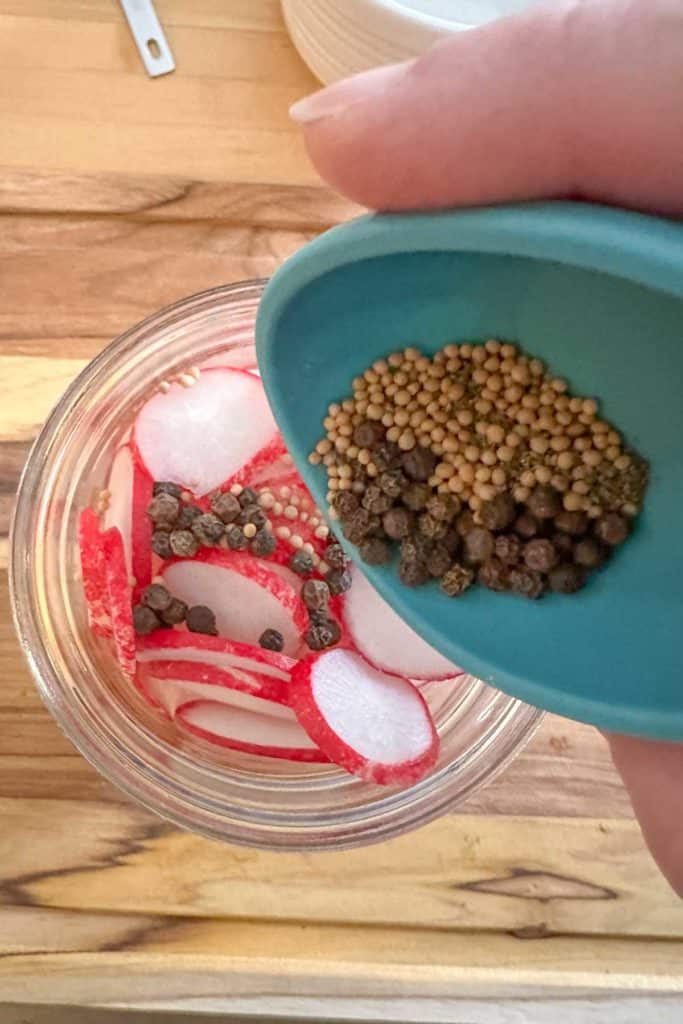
{"left": 248, "top": 451, "right": 298, "bottom": 490}
{"left": 177, "top": 700, "right": 329, "bottom": 762}
{"left": 133, "top": 368, "right": 280, "bottom": 497}
{"left": 161, "top": 550, "right": 307, "bottom": 657}
{"left": 343, "top": 567, "right": 463, "bottom": 682}
{"left": 138, "top": 660, "right": 293, "bottom": 719}
{"left": 290, "top": 649, "right": 439, "bottom": 785}
{"left": 78, "top": 508, "right": 112, "bottom": 638}
{"left": 103, "top": 444, "right": 153, "bottom": 603}
{"left": 101, "top": 526, "right": 136, "bottom": 681}
{"left": 136, "top": 630, "right": 295, "bottom": 683}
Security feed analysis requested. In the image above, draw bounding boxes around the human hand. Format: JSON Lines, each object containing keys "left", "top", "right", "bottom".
{"left": 289, "top": 0, "right": 683, "bottom": 892}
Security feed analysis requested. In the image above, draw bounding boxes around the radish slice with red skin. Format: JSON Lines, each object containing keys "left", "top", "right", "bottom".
{"left": 176, "top": 700, "right": 329, "bottom": 762}
{"left": 138, "top": 660, "right": 293, "bottom": 719}
{"left": 133, "top": 368, "right": 280, "bottom": 497}
{"left": 78, "top": 508, "right": 112, "bottom": 638}
{"left": 101, "top": 526, "right": 136, "bottom": 680}
{"left": 290, "top": 649, "right": 439, "bottom": 785}
{"left": 161, "top": 550, "right": 307, "bottom": 657}
{"left": 342, "top": 568, "right": 463, "bottom": 682}
{"left": 103, "top": 445, "right": 153, "bottom": 603}
{"left": 136, "top": 630, "right": 295, "bottom": 683}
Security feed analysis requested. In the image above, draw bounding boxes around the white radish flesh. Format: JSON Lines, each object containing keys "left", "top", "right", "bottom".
{"left": 134, "top": 368, "right": 278, "bottom": 497}
{"left": 177, "top": 700, "right": 327, "bottom": 761}
{"left": 162, "top": 552, "right": 306, "bottom": 657}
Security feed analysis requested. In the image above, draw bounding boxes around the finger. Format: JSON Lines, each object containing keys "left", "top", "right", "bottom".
{"left": 607, "top": 734, "right": 683, "bottom": 896}
{"left": 290, "top": 0, "right": 683, "bottom": 215}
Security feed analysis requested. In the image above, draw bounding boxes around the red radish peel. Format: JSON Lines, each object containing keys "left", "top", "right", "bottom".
{"left": 138, "top": 660, "right": 293, "bottom": 719}
{"left": 101, "top": 526, "right": 136, "bottom": 680}
{"left": 176, "top": 700, "right": 329, "bottom": 762}
{"left": 104, "top": 444, "right": 153, "bottom": 604}
{"left": 290, "top": 649, "right": 439, "bottom": 785}
{"left": 136, "top": 630, "right": 295, "bottom": 683}
{"left": 78, "top": 508, "right": 112, "bottom": 638}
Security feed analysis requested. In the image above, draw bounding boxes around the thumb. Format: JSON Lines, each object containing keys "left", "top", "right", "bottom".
{"left": 290, "top": 0, "right": 683, "bottom": 215}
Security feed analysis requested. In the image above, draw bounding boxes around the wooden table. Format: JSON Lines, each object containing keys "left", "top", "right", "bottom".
{"left": 1, "top": 3, "right": 682, "bottom": 1020}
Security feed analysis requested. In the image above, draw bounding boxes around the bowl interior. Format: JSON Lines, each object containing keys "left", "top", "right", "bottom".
{"left": 257, "top": 204, "right": 683, "bottom": 739}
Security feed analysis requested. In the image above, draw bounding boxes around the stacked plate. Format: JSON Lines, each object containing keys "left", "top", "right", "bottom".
{"left": 282, "top": 0, "right": 537, "bottom": 84}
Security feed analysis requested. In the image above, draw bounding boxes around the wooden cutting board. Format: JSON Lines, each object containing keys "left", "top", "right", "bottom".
{"left": 1, "top": 3, "right": 682, "bottom": 1020}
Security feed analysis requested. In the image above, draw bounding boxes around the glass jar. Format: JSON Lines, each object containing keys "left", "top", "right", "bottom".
{"left": 10, "top": 281, "right": 542, "bottom": 850}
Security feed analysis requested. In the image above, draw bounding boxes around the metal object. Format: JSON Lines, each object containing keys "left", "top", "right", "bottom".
{"left": 119, "top": 0, "right": 176, "bottom": 78}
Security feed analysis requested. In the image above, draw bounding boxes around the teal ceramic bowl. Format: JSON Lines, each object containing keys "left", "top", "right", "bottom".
{"left": 256, "top": 202, "right": 683, "bottom": 740}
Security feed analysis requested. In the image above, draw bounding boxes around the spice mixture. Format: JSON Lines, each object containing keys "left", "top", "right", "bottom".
{"left": 310, "top": 340, "right": 648, "bottom": 599}
{"left": 134, "top": 478, "right": 347, "bottom": 647}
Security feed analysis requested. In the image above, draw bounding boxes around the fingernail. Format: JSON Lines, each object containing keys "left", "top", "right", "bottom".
{"left": 290, "top": 62, "right": 410, "bottom": 124}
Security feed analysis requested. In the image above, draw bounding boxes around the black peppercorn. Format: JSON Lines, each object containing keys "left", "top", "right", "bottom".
{"left": 305, "top": 619, "right": 341, "bottom": 651}
{"left": 186, "top": 604, "right": 218, "bottom": 635}
{"left": 401, "top": 445, "right": 437, "bottom": 482}
{"left": 132, "top": 604, "right": 161, "bottom": 635}
{"left": 160, "top": 597, "right": 188, "bottom": 626}
{"left": 463, "top": 527, "right": 495, "bottom": 565}
{"left": 573, "top": 537, "right": 607, "bottom": 569}
{"left": 402, "top": 482, "right": 431, "bottom": 511}
{"left": 594, "top": 512, "right": 629, "bottom": 546}
{"left": 238, "top": 504, "right": 267, "bottom": 529}
{"left": 353, "top": 421, "right": 385, "bottom": 448}
{"left": 426, "top": 543, "right": 452, "bottom": 578}
{"left": 509, "top": 567, "right": 546, "bottom": 600}
{"left": 417, "top": 513, "right": 448, "bottom": 541}
{"left": 251, "top": 529, "right": 277, "bottom": 557}
{"left": 153, "top": 481, "right": 183, "bottom": 500}
{"left": 378, "top": 469, "right": 406, "bottom": 498}
{"left": 191, "top": 512, "right": 226, "bottom": 547}
{"left": 176, "top": 504, "right": 202, "bottom": 530}
{"left": 362, "top": 485, "right": 394, "bottom": 515}
{"left": 289, "top": 550, "right": 315, "bottom": 576}
{"left": 495, "top": 534, "right": 522, "bottom": 565}
{"left": 324, "top": 543, "right": 347, "bottom": 570}
{"left": 169, "top": 529, "right": 199, "bottom": 558}
{"left": 526, "top": 485, "right": 563, "bottom": 520}
{"left": 551, "top": 532, "right": 575, "bottom": 557}
{"left": 341, "top": 508, "right": 380, "bottom": 545}
{"left": 358, "top": 537, "right": 392, "bottom": 565}
{"left": 141, "top": 583, "right": 173, "bottom": 613}
{"left": 455, "top": 510, "right": 477, "bottom": 538}
{"left": 480, "top": 493, "right": 516, "bottom": 532}
{"left": 373, "top": 442, "right": 402, "bottom": 472}
{"left": 325, "top": 567, "right": 352, "bottom": 596}
{"left": 210, "top": 491, "right": 241, "bottom": 524}
{"left": 399, "top": 558, "right": 430, "bottom": 588}
{"left": 259, "top": 628, "right": 285, "bottom": 652}
{"left": 225, "top": 525, "right": 248, "bottom": 550}
{"left": 238, "top": 488, "right": 258, "bottom": 508}
{"left": 554, "top": 510, "right": 589, "bottom": 536}
{"left": 478, "top": 559, "right": 510, "bottom": 592}
{"left": 523, "top": 538, "right": 558, "bottom": 573}
{"left": 147, "top": 492, "right": 180, "bottom": 528}
{"left": 548, "top": 563, "right": 586, "bottom": 594}
{"left": 441, "top": 564, "right": 474, "bottom": 597}
{"left": 333, "top": 491, "right": 360, "bottom": 519}
{"left": 514, "top": 513, "right": 541, "bottom": 539}
{"left": 151, "top": 530, "right": 173, "bottom": 560}
{"left": 382, "top": 506, "right": 414, "bottom": 540}
{"left": 442, "top": 528, "right": 461, "bottom": 557}
{"left": 426, "top": 495, "right": 458, "bottom": 523}
{"left": 301, "top": 579, "right": 331, "bottom": 612}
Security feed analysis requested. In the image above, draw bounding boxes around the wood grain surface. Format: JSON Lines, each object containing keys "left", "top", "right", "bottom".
{"left": 1, "top": 2, "right": 681, "bottom": 1019}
